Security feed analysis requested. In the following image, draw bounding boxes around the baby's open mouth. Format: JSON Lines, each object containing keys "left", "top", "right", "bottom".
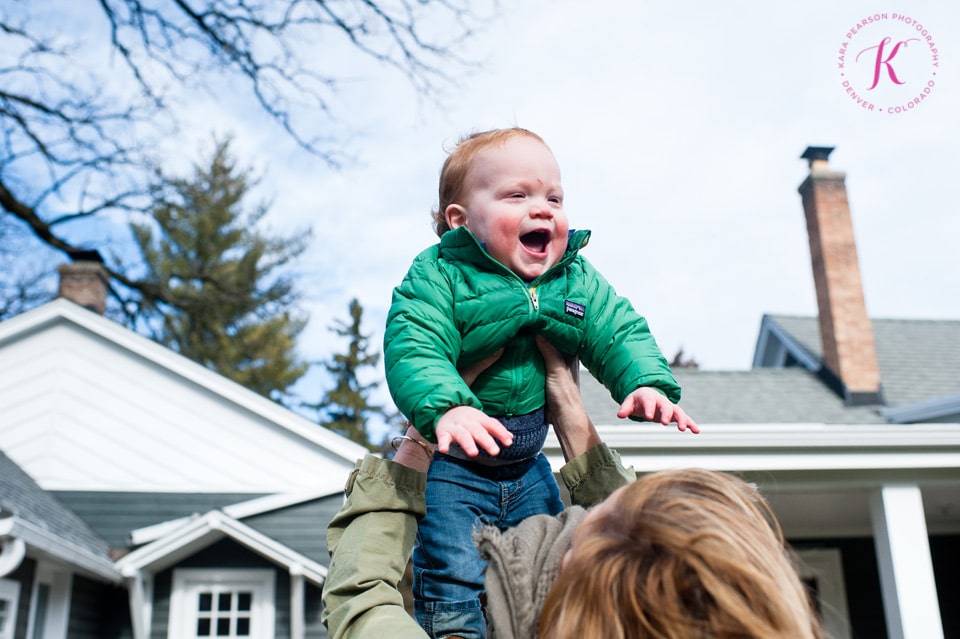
{"left": 520, "top": 230, "right": 549, "bottom": 253}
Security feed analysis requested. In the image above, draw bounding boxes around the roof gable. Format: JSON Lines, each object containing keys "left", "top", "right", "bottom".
{"left": 0, "top": 300, "right": 368, "bottom": 492}
{"left": 127, "top": 483, "right": 346, "bottom": 547}
{"left": 115, "top": 510, "right": 327, "bottom": 585}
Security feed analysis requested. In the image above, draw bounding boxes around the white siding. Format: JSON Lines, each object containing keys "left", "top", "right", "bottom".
{"left": 0, "top": 302, "right": 367, "bottom": 493}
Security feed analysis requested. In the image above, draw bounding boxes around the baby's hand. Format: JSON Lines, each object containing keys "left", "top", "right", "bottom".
{"left": 617, "top": 387, "right": 700, "bottom": 434}
{"left": 435, "top": 406, "right": 514, "bottom": 456}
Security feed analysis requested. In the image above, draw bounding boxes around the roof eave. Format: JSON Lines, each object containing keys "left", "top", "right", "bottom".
{"left": 116, "top": 511, "right": 327, "bottom": 585}
{"left": 129, "top": 482, "right": 345, "bottom": 546}
{"left": 1, "top": 516, "right": 120, "bottom": 583}
{"left": 752, "top": 315, "right": 821, "bottom": 370}
{"left": 544, "top": 422, "right": 960, "bottom": 472}
{"left": 881, "top": 393, "right": 960, "bottom": 424}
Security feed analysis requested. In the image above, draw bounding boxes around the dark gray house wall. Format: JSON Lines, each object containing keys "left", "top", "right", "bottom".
{"left": 67, "top": 576, "right": 132, "bottom": 639}
{"left": 52, "top": 492, "right": 265, "bottom": 549}
{"left": 793, "top": 534, "right": 960, "bottom": 639}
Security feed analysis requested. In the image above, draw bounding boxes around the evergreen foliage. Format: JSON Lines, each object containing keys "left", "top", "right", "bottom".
{"left": 308, "top": 298, "right": 393, "bottom": 450}
{"left": 131, "top": 139, "right": 309, "bottom": 402}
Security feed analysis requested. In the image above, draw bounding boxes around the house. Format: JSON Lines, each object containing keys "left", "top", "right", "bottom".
{"left": 552, "top": 147, "right": 960, "bottom": 639}
{"left": 3, "top": 145, "right": 957, "bottom": 639}
{"left": 0, "top": 268, "right": 370, "bottom": 639}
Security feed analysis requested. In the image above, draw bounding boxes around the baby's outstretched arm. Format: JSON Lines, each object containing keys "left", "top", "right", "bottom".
{"left": 617, "top": 387, "right": 700, "bottom": 434}
{"left": 435, "top": 406, "right": 514, "bottom": 456}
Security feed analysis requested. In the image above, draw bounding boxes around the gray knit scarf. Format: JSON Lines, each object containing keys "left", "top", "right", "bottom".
{"left": 474, "top": 506, "right": 587, "bottom": 639}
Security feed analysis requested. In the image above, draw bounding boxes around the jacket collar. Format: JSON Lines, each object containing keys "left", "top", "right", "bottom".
{"left": 439, "top": 226, "right": 591, "bottom": 284}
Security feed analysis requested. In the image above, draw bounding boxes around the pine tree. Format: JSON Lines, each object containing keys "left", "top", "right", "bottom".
{"left": 310, "top": 298, "right": 389, "bottom": 450}
{"left": 131, "top": 138, "right": 310, "bottom": 403}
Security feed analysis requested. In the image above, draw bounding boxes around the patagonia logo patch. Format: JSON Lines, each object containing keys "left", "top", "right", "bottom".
{"left": 564, "top": 300, "right": 586, "bottom": 319}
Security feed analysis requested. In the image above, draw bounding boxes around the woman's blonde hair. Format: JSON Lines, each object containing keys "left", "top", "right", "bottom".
{"left": 430, "top": 128, "right": 548, "bottom": 237}
{"left": 539, "top": 468, "right": 823, "bottom": 639}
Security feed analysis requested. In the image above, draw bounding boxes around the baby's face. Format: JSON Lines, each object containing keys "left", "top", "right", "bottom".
{"left": 449, "top": 136, "right": 569, "bottom": 281}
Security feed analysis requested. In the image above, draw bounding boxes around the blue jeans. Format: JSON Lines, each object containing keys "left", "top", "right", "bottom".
{"left": 413, "top": 452, "right": 564, "bottom": 639}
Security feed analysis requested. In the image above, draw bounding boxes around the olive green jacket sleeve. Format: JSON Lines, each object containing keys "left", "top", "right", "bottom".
{"left": 321, "top": 446, "right": 635, "bottom": 638}
{"left": 559, "top": 442, "right": 636, "bottom": 507}
{"left": 321, "top": 455, "right": 428, "bottom": 639}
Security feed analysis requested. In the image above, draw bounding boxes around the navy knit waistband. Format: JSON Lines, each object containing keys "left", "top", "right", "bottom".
{"left": 442, "top": 407, "right": 547, "bottom": 466}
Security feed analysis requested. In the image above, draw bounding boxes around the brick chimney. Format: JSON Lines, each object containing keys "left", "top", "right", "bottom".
{"left": 57, "top": 249, "right": 108, "bottom": 315}
{"left": 797, "top": 147, "right": 882, "bottom": 405}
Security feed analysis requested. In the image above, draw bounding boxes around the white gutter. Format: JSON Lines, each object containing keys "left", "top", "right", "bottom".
{"left": 0, "top": 516, "right": 119, "bottom": 582}
{"left": 544, "top": 422, "right": 960, "bottom": 472}
{"left": 0, "top": 516, "right": 26, "bottom": 577}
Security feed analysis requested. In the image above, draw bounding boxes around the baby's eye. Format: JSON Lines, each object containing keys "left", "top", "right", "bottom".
{"left": 509, "top": 192, "right": 526, "bottom": 199}
{"left": 549, "top": 196, "right": 563, "bottom": 205}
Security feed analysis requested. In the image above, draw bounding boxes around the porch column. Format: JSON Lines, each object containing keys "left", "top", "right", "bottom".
{"left": 127, "top": 572, "right": 147, "bottom": 639}
{"left": 869, "top": 484, "right": 943, "bottom": 639}
{"left": 290, "top": 566, "right": 304, "bottom": 639}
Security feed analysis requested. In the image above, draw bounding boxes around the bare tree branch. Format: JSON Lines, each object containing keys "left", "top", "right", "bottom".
{"left": 0, "top": 0, "right": 495, "bottom": 320}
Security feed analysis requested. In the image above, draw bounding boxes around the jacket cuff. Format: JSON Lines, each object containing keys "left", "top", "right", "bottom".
{"left": 558, "top": 444, "right": 635, "bottom": 507}
{"left": 343, "top": 455, "right": 428, "bottom": 517}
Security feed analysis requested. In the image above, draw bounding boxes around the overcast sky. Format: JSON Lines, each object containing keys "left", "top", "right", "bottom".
{"left": 45, "top": 1, "right": 960, "bottom": 414}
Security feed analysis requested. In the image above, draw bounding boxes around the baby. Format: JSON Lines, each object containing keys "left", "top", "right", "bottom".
{"left": 384, "top": 127, "right": 697, "bottom": 639}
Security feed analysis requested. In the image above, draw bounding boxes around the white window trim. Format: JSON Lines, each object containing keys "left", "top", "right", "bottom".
{"left": 169, "top": 568, "right": 275, "bottom": 639}
{"left": 797, "top": 548, "right": 852, "bottom": 639}
{"left": 23, "top": 563, "right": 72, "bottom": 639}
{"left": 0, "top": 579, "right": 22, "bottom": 639}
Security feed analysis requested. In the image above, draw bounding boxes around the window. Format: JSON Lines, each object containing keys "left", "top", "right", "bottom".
{"left": 0, "top": 579, "right": 22, "bottom": 639}
{"left": 170, "top": 569, "right": 274, "bottom": 639}
{"left": 196, "top": 590, "right": 252, "bottom": 636}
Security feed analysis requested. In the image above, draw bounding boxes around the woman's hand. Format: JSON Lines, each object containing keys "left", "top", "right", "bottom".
{"left": 536, "top": 336, "right": 601, "bottom": 461}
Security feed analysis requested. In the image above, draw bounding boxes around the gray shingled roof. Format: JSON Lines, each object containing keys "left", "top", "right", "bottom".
{"left": 581, "top": 367, "right": 882, "bottom": 425}
{"left": 581, "top": 315, "right": 960, "bottom": 425}
{"left": 0, "top": 450, "right": 112, "bottom": 561}
{"left": 766, "top": 315, "right": 960, "bottom": 406}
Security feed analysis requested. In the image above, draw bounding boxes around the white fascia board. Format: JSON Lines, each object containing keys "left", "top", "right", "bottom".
{"left": 3, "top": 516, "right": 120, "bottom": 583}
{"left": 221, "top": 481, "right": 346, "bottom": 520}
{"left": 0, "top": 300, "right": 370, "bottom": 464}
{"left": 118, "top": 511, "right": 326, "bottom": 585}
{"left": 127, "top": 515, "right": 199, "bottom": 548}
{"left": 117, "top": 514, "right": 224, "bottom": 575}
{"left": 544, "top": 422, "right": 960, "bottom": 472}
{"left": 129, "top": 481, "right": 347, "bottom": 546}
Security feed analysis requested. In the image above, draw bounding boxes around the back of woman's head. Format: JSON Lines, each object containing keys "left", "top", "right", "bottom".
{"left": 539, "top": 468, "right": 823, "bottom": 639}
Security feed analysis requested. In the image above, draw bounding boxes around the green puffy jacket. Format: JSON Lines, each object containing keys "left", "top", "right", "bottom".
{"left": 384, "top": 226, "right": 680, "bottom": 442}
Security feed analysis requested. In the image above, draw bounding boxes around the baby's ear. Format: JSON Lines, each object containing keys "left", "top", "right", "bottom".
{"left": 445, "top": 204, "right": 467, "bottom": 230}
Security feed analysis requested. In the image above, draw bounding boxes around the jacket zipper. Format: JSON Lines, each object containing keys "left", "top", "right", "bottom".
{"left": 528, "top": 286, "right": 539, "bottom": 310}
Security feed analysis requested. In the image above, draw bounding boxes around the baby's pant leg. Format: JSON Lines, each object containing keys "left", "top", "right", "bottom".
{"left": 414, "top": 456, "right": 495, "bottom": 639}
{"left": 499, "top": 453, "right": 565, "bottom": 528}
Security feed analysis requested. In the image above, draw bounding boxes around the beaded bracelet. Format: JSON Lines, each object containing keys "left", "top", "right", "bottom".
{"left": 391, "top": 434, "right": 435, "bottom": 457}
